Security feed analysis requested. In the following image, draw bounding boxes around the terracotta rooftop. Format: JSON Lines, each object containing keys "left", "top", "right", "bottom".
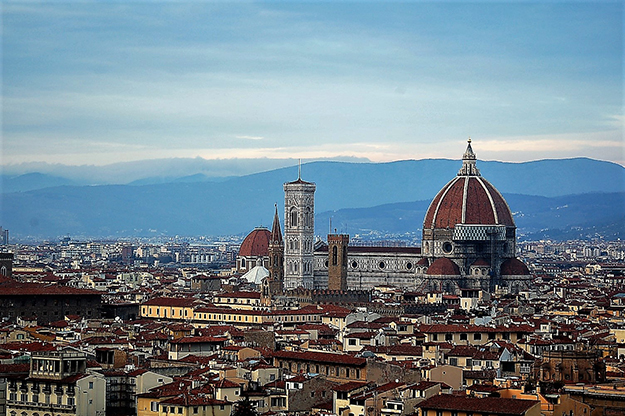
{"left": 417, "top": 394, "right": 538, "bottom": 415}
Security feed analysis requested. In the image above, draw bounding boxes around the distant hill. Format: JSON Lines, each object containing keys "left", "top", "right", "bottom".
{"left": 1, "top": 173, "right": 77, "bottom": 193}
{"left": 1, "top": 158, "right": 623, "bottom": 240}
{"left": 317, "top": 192, "right": 625, "bottom": 241}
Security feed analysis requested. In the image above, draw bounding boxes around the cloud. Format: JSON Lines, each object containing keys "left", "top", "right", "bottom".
{"left": 2, "top": 2, "right": 622, "bottom": 168}
{"left": 235, "top": 135, "right": 264, "bottom": 141}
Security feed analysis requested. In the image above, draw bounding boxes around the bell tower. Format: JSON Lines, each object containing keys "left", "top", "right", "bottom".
{"left": 327, "top": 233, "right": 349, "bottom": 291}
{"left": 283, "top": 165, "right": 316, "bottom": 290}
{"left": 266, "top": 204, "right": 284, "bottom": 299}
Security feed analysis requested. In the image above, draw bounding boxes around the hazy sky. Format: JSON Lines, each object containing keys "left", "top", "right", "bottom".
{"left": 2, "top": 1, "right": 623, "bottom": 167}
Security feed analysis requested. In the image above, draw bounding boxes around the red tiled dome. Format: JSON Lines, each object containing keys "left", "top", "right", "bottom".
{"left": 417, "top": 258, "right": 429, "bottom": 266}
{"left": 423, "top": 176, "right": 514, "bottom": 230}
{"left": 427, "top": 258, "right": 461, "bottom": 276}
{"left": 500, "top": 258, "right": 530, "bottom": 275}
{"left": 239, "top": 227, "right": 270, "bottom": 257}
{"left": 423, "top": 141, "right": 514, "bottom": 230}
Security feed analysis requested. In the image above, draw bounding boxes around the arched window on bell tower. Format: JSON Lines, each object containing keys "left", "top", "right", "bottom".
{"left": 290, "top": 207, "right": 298, "bottom": 227}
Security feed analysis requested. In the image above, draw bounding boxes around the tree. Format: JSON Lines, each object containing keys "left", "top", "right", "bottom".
{"left": 232, "top": 395, "right": 258, "bottom": 416}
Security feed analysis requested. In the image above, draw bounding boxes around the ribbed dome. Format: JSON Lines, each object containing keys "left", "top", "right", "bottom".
{"left": 242, "top": 265, "right": 270, "bottom": 285}
{"left": 239, "top": 227, "right": 270, "bottom": 257}
{"left": 427, "top": 258, "right": 461, "bottom": 276}
{"left": 423, "top": 140, "right": 514, "bottom": 230}
{"left": 500, "top": 258, "right": 530, "bottom": 275}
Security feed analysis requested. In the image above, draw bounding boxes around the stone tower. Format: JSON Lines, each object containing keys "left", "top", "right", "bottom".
{"left": 267, "top": 204, "right": 284, "bottom": 296}
{"left": 327, "top": 233, "right": 349, "bottom": 291}
{"left": 283, "top": 168, "right": 316, "bottom": 290}
{"left": 0, "top": 253, "right": 12, "bottom": 279}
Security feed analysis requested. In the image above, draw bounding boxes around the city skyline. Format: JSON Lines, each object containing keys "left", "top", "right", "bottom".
{"left": 2, "top": 1, "right": 623, "bottom": 167}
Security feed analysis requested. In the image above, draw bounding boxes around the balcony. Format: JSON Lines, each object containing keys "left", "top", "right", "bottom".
{"left": 7, "top": 399, "right": 75, "bottom": 412}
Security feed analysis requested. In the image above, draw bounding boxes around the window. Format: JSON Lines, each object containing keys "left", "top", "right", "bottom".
{"left": 193, "top": 407, "right": 199, "bottom": 414}
{"left": 473, "top": 333, "right": 482, "bottom": 341}
{"left": 290, "top": 208, "right": 298, "bottom": 227}
{"left": 178, "top": 407, "right": 183, "bottom": 414}
{"left": 460, "top": 333, "right": 467, "bottom": 341}
{"left": 151, "top": 402, "right": 159, "bottom": 412}
{"left": 348, "top": 339, "right": 357, "bottom": 346}
{"left": 89, "top": 382, "right": 94, "bottom": 389}
{"left": 67, "top": 397, "right": 75, "bottom": 406}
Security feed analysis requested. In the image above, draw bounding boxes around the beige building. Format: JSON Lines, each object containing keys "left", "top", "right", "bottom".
{"left": 6, "top": 347, "right": 106, "bottom": 416}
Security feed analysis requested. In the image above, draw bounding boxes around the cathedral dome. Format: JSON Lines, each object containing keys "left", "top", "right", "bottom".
{"left": 500, "top": 258, "right": 530, "bottom": 275}
{"left": 239, "top": 227, "right": 271, "bottom": 257}
{"left": 423, "top": 140, "right": 514, "bottom": 230}
{"left": 427, "top": 258, "right": 461, "bottom": 276}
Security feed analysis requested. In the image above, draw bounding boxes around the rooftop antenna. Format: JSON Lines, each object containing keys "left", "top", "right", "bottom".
{"left": 298, "top": 158, "right": 302, "bottom": 180}
{"left": 329, "top": 217, "right": 332, "bottom": 235}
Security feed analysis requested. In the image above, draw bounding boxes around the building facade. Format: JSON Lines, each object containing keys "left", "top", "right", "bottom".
{"left": 6, "top": 347, "right": 106, "bottom": 416}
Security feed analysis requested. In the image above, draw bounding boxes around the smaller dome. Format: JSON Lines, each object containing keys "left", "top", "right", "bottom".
{"left": 500, "top": 258, "right": 530, "bottom": 276}
{"left": 417, "top": 258, "right": 429, "bottom": 266}
{"left": 239, "top": 227, "right": 271, "bottom": 257}
{"left": 242, "top": 265, "right": 269, "bottom": 285}
{"left": 471, "top": 258, "right": 490, "bottom": 267}
{"left": 427, "top": 258, "right": 461, "bottom": 276}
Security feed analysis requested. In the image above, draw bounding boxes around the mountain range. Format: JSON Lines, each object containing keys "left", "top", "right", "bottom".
{"left": 1, "top": 157, "right": 624, "bottom": 241}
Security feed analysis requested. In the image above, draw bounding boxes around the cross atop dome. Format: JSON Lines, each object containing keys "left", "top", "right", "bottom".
{"left": 458, "top": 137, "right": 481, "bottom": 176}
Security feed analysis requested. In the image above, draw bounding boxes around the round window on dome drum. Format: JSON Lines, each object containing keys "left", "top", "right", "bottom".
{"left": 443, "top": 242, "right": 453, "bottom": 253}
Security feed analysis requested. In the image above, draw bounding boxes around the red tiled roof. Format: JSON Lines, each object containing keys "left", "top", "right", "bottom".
{"left": 217, "top": 291, "right": 261, "bottom": 299}
{"left": 0, "top": 280, "right": 100, "bottom": 296}
{"left": 170, "top": 336, "right": 228, "bottom": 345}
{"left": 272, "top": 350, "right": 366, "bottom": 366}
{"left": 332, "top": 381, "right": 369, "bottom": 392}
{"left": 143, "top": 297, "right": 196, "bottom": 307}
{"left": 417, "top": 395, "right": 538, "bottom": 415}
